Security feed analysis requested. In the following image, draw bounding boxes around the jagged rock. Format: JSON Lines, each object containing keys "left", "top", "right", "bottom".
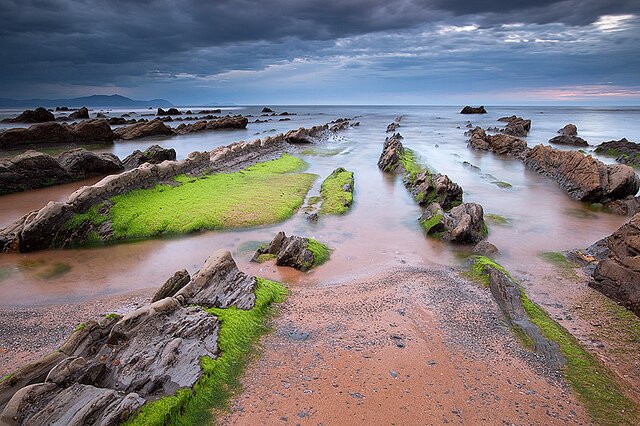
{"left": 157, "top": 107, "right": 181, "bottom": 116}
{"left": 122, "top": 145, "right": 176, "bottom": 170}
{"left": 0, "top": 250, "right": 262, "bottom": 424}
{"left": 595, "top": 138, "right": 640, "bottom": 167}
{"left": 558, "top": 124, "right": 578, "bottom": 136}
{"left": 497, "top": 115, "right": 531, "bottom": 137}
{"left": 283, "top": 125, "right": 329, "bottom": 144}
{"left": 114, "top": 119, "right": 175, "bottom": 140}
{"left": 68, "top": 107, "right": 89, "bottom": 120}
{"left": 377, "top": 133, "right": 404, "bottom": 172}
{"left": 477, "top": 262, "right": 565, "bottom": 368}
{"left": 386, "top": 122, "right": 400, "bottom": 133}
{"left": 604, "top": 196, "right": 640, "bottom": 216}
{"left": 467, "top": 126, "right": 528, "bottom": 156}
{"left": 523, "top": 144, "right": 640, "bottom": 202}
{"left": 588, "top": 214, "right": 640, "bottom": 316}
{"left": 419, "top": 202, "right": 486, "bottom": 244}
{"left": 152, "top": 270, "right": 191, "bottom": 302}
{"left": 0, "top": 120, "right": 114, "bottom": 148}
{"left": 548, "top": 134, "right": 588, "bottom": 146}
{"left": 252, "top": 231, "right": 322, "bottom": 272}
{"left": 460, "top": 106, "right": 487, "bottom": 114}
{"left": 95, "top": 112, "right": 107, "bottom": 118}
{"left": 261, "top": 107, "right": 274, "bottom": 113}
{"left": 473, "top": 241, "right": 500, "bottom": 256}
{"left": 1, "top": 107, "right": 55, "bottom": 123}
{"left": 0, "top": 151, "right": 72, "bottom": 195}
{"left": 174, "top": 116, "right": 248, "bottom": 134}
{"left": 57, "top": 149, "right": 123, "bottom": 178}
{"left": 406, "top": 171, "right": 462, "bottom": 210}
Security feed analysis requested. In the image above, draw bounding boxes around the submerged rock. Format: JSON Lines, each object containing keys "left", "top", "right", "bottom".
{"left": 0, "top": 120, "right": 114, "bottom": 148}
{"left": 252, "top": 231, "right": 329, "bottom": 272}
{"left": 548, "top": 134, "right": 588, "bottom": 146}
{"left": 460, "top": 106, "right": 487, "bottom": 114}
{"left": 1, "top": 107, "right": 55, "bottom": 123}
{"left": 0, "top": 250, "right": 261, "bottom": 424}
{"left": 122, "top": 145, "right": 176, "bottom": 170}
{"left": 595, "top": 138, "right": 640, "bottom": 167}
{"left": 523, "top": 144, "right": 640, "bottom": 202}
{"left": 113, "top": 119, "right": 175, "bottom": 140}
{"left": 467, "top": 126, "right": 528, "bottom": 156}
{"left": 419, "top": 202, "right": 487, "bottom": 244}
{"left": 588, "top": 214, "right": 640, "bottom": 316}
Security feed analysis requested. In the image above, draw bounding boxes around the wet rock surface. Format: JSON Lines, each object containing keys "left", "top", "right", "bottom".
{"left": 122, "top": 144, "right": 176, "bottom": 170}
{"left": 460, "top": 106, "right": 487, "bottom": 114}
{"left": 523, "top": 144, "right": 640, "bottom": 202}
{"left": 252, "top": 231, "right": 317, "bottom": 272}
{"left": 467, "top": 126, "right": 528, "bottom": 156}
{"left": 0, "top": 250, "right": 258, "bottom": 425}
{"left": 68, "top": 106, "right": 89, "bottom": 120}
{"left": 0, "top": 120, "right": 114, "bottom": 149}
{"left": 377, "top": 133, "right": 404, "bottom": 173}
{"left": 56, "top": 149, "right": 123, "bottom": 178}
{"left": 548, "top": 134, "right": 588, "bottom": 146}
{"left": 558, "top": 124, "right": 578, "bottom": 136}
{"left": 406, "top": 171, "right": 463, "bottom": 210}
{"left": 595, "top": 138, "right": 640, "bottom": 167}
{"left": 497, "top": 115, "right": 531, "bottom": 137}
{"left": 587, "top": 214, "right": 640, "bottom": 316}
{"left": 2, "top": 107, "right": 55, "bottom": 123}
{"left": 420, "top": 202, "right": 487, "bottom": 244}
{"left": 174, "top": 116, "right": 248, "bottom": 134}
{"left": 113, "top": 119, "right": 175, "bottom": 140}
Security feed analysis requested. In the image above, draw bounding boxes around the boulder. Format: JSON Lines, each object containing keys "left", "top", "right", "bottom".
{"left": 68, "top": 107, "right": 89, "bottom": 120}
{"left": 0, "top": 251, "right": 264, "bottom": 424}
{"left": 0, "top": 151, "right": 72, "bottom": 195}
{"left": 252, "top": 231, "right": 324, "bottom": 272}
{"left": 113, "top": 119, "right": 175, "bottom": 140}
{"left": 57, "top": 149, "right": 123, "bottom": 178}
{"left": 548, "top": 134, "right": 588, "bottom": 146}
{"left": 377, "top": 133, "right": 404, "bottom": 173}
{"left": 604, "top": 196, "right": 640, "bottom": 216}
{"left": 406, "top": 171, "right": 463, "bottom": 210}
{"left": 497, "top": 115, "right": 531, "bottom": 137}
{"left": 558, "top": 124, "right": 578, "bottom": 136}
{"left": 157, "top": 107, "right": 181, "bottom": 116}
{"left": 472, "top": 241, "right": 500, "bottom": 256}
{"left": 467, "top": 126, "right": 528, "bottom": 156}
{"left": 419, "top": 202, "right": 487, "bottom": 244}
{"left": 595, "top": 138, "right": 640, "bottom": 167}
{"left": 122, "top": 145, "right": 177, "bottom": 170}
{"left": 0, "top": 120, "right": 114, "bottom": 149}
{"left": 589, "top": 214, "right": 640, "bottom": 316}
{"left": 1, "top": 107, "right": 55, "bottom": 123}
{"left": 261, "top": 107, "right": 274, "bottom": 113}
{"left": 523, "top": 144, "right": 640, "bottom": 202}
{"left": 460, "top": 106, "right": 487, "bottom": 114}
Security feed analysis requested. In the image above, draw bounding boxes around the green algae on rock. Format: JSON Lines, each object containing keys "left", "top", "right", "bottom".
{"left": 319, "top": 167, "right": 354, "bottom": 215}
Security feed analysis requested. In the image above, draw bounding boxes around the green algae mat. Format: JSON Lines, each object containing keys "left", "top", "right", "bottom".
{"left": 70, "top": 154, "right": 317, "bottom": 241}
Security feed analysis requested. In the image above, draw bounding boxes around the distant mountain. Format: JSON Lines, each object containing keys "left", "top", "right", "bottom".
{"left": 0, "top": 94, "right": 173, "bottom": 108}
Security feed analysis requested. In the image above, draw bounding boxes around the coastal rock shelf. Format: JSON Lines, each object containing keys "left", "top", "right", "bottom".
{"left": 0, "top": 250, "right": 281, "bottom": 425}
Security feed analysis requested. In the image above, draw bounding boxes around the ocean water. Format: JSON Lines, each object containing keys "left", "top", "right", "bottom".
{"left": 0, "top": 105, "right": 638, "bottom": 305}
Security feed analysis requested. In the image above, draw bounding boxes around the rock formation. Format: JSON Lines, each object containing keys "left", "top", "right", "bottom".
{"left": 595, "top": 138, "right": 640, "bottom": 167}
{"left": 497, "top": 115, "right": 531, "bottom": 137}
{"left": 558, "top": 124, "right": 577, "bottom": 136}
{"left": 467, "top": 126, "right": 528, "bottom": 156}
{"left": 157, "top": 107, "right": 182, "bottom": 116}
{"left": 174, "top": 116, "right": 248, "bottom": 134}
{"left": 0, "top": 250, "right": 263, "bottom": 425}
{"left": 548, "top": 134, "right": 588, "bottom": 146}
{"left": 1, "top": 107, "right": 55, "bottom": 123}
{"left": 460, "top": 106, "right": 487, "bottom": 114}
{"left": 523, "top": 145, "right": 640, "bottom": 202}
{"left": 113, "top": 119, "right": 175, "bottom": 140}
{"left": 406, "top": 171, "right": 463, "bottom": 210}
{"left": 251, "top": 231, "right": 328, "bottom": 271}
{"left": 586, "top": 214, "right": 640, "bottom": 316}
{"left": 0, "top": 120, "right": 114, "bottom": 149}
{"left": 261, "top": 107, "right": 274, "bottom": 113}
{"left": 68, "top": 107, "right": 89, "bottom": 120}
{"left": 377, "top": 133, "right": 404, "bottom": 173}
{"left": 122, "top": 145, "right": 176, "bottom": 170}
{"left": 419, "top": 202, "right": 487, "bottom": 244}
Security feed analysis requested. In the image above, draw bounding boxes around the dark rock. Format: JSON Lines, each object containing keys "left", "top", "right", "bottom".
{"left": 0, "top": 120, "right": 114, "bottom": 149}
{"left": 252, "top": 231, "right": 319, "bottom": 272}
{"left": 197, "top": 109, "right": 221, "bottom": 114}
{"left": 57, "top": 149, "right": 123, "bottom": 178}
{"left": 377, "top": 133, "right": 404, "bottom": 172}
{"left": 2, "top": 107, "right": 55, "bottom": 123}
{"left": 467, "top": 126, "right": 528, "bottom": 156}
{"left": 548, "top": 135, "right": 588, "bottom": 146}
{"left": 473, "top": 241, "right": 500, "bottom": 256}
{"left": 523, "top": 144, "right": 640, "bottom": 202}
{"left": 604, "top": 196, "right": 640, "bottom": 216}
{"left": 55, "top": 106, "right": 70, "bottom": 111}
{"left": 157, "top": 107, "right": 181, "bottom": 116}
{"left": 122, "top": 145, "right": 177, "bottom": 170}
{"left": 419, "top": 202, "right": 487, "bottom": 244}
{"left": 152, "top": 270, "right": 190, "bottom": 302}
{"left": 406, "top": 171, "right": 463, "bottom": 210}
{"left": 0, "top": 151, "right": 72, "bottom": 195}
{"left": 558, "top": 124, "right": 578, "bottom": 136}
{"left": 173, "top": 116, "right": 249, "bottom": 134}
{"left": 386, "top": 122, "right": 400, "bottom": 133}
{"left": 589, "top": 214, "right": 640, "bottom": 316}
{"left": 261, "top": 107, "right": 274, "bottom": 113}
{"left": 497, "top": 116, "right": 531, "bottom": 137}
{"left": 595, "top": 138, "right": 640, "bottom": 167}
{"left": 460, "top": 106, "right": 487, "bottom": 114}
{"left": 68, "top": 107, "right": 89, "bottom": 120}
{"left": 95, "top": 112, "right": 107, "bottom": 119}
{"left": 114, "top": 119, "right": 175, "bottom": 140}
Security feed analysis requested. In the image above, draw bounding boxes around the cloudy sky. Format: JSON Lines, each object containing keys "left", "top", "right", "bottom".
{"left": 1, "top": 0, "right": 639, "bottom": 105}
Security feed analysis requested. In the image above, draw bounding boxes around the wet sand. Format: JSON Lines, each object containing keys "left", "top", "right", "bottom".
{"left": 220, "top": 266, "right": 590, "bottom": 425}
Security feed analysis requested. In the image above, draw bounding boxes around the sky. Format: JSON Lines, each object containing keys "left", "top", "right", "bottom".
{"left": 1, "top": 0, "right": 640, "bottom": 105}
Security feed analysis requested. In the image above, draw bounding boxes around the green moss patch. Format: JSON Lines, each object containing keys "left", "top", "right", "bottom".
{"left": 399, "top": 148, "right": 424, "bottom": 182}
{"left": 485, "top": 213, "right": 510, "bottom": 226}
{"left": 306, "top": 238, "right": 331, "bottom": 267}
{"left": 319, "top": 168, "right": 354, "bottom": 215}
{"left": 125, "top": 278, "right": 287, "bottom": 426}
{"left": 491, "top": 180, "right": 512, "bottom": 188}
{"left": 465, "top": 255, "right": 511, "bottom": 287}
{"left": 65, "top": 203, "right": 108, "bottom": 230}
{"left": 420, "top": 213, "right": 443, "bottom": 234}
{"left": 16, "top": 259, "right": 72, "bottom": 280}
{"left": 255, "top": 253, "right": 276, "bottom": 263}
{"left": 68, "top": 154, "right": 316, "bottom": 242}
{"left": 540, "top": 251, "right": 579, "bottom": 279}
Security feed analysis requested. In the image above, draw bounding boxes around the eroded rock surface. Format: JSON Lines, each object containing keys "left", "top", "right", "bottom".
{"left": 595, "top": 138, "right": 640, "bottom": 167}
{"left": 174, "top": 116, "right": 248, "bottom": 134}
{"left": 1, "top": 107, "right": 55, "bottom": 123}
{"left": 558, "top": 124, "right": 577, "bottom": 136}
{"left": 406, "top": 171, "right": 463, "bottom": 210}
{"left": 0, "top": 250, "right": 260, "bottom": 425}
{"left": 0, "top": 120, "right": 114, "bottom": 148}
{"left": 523, "top": 144, "right": 640, "bottom": 202}
{"left": 467, "top": 126, "right": 528, "bottom": 156}
{"left": 419, "top": 202, "right": 487, "bottom": 244}
{"left": 497, "top": 115, "right": 531, "bottom": 137}
{"left": 588, "top": 214, "right": 640, "bottom": 316}
{"left": 113, "top": 119, "right": 175, "bottom": 140}
{"left": 548, "top": 134, "right": 588, "bottom": 146}
{"left": 252, "top": 231, "right": 319, "bottom": 272}
{"left": 122, "top": 145, "right": 176, "bottom": 170}
{"left": 377, "top": 133, "right": 404, "bottom": 173}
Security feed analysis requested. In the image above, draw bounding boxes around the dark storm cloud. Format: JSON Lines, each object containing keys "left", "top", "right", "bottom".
{"left": 0, "top": 0, "right": 639, "bottom": 101}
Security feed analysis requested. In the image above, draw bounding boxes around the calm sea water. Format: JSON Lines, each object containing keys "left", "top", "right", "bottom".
{"left": 0, "top": 105, "right": 638, "bottom": 305}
